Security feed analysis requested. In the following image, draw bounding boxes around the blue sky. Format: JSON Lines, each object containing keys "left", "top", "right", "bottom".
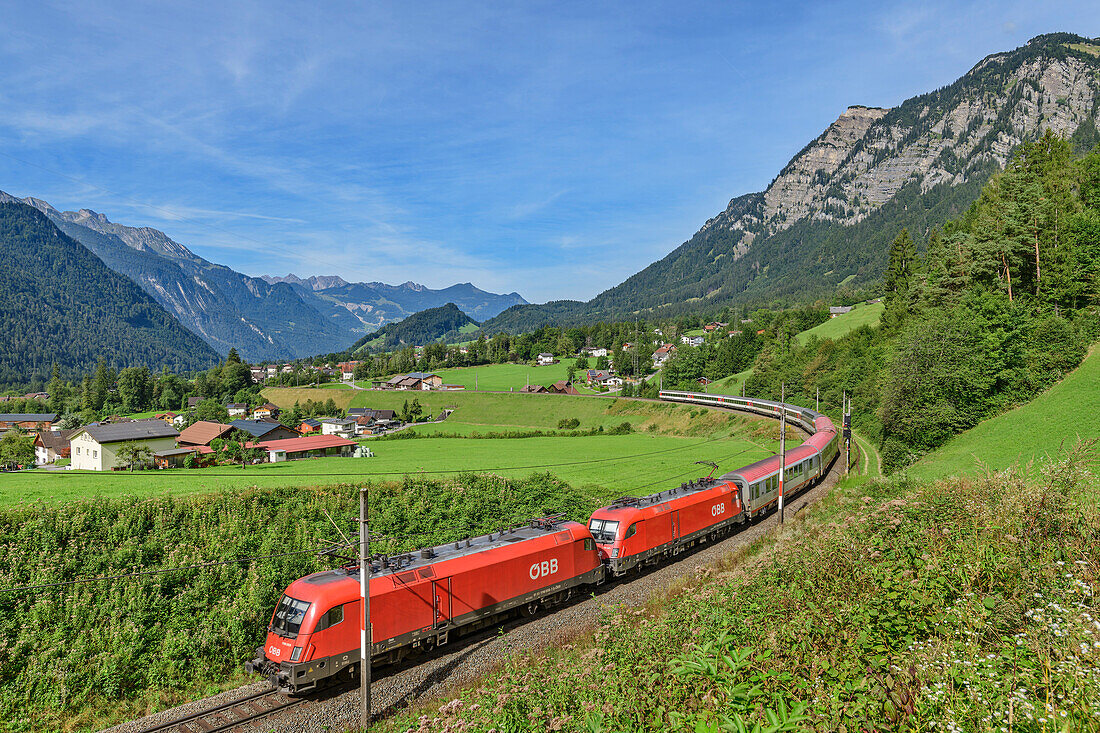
{"left": 0, "top": 1, "right": 1096, "bottom": 302}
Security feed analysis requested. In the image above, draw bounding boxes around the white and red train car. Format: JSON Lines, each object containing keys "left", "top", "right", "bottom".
{"left": 246, "top": 518, "right": 603, "bottom": 693}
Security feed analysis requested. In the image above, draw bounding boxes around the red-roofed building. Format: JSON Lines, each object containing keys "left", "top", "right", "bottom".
{"left": 196, "top": 434, "right": 356, "bottom": 462}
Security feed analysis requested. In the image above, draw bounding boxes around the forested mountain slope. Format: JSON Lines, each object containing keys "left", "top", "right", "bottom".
{"left": 0, "top": 193, "right": 526, "bottom": 361}
{"left": 350, "top": 302, "right": 477, "bottom": 352}
{"left": 742, "top": 132, "right": 1100, "bottom": 472}
{"left": 0, "top": 203, "right": 219, "bottom": 383}
{"left": 485, "top": 33, "right": 1100, "bottom": 332}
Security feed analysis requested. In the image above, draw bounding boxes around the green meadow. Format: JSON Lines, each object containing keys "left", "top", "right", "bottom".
{"left": 425, "top": 359, "right": 595, "bottom": 392}
{"left": 795, "top": 301, "right": 883, "bottom": 345}
{"left": 0, "top": 431, "right": 781, "bottom": 506}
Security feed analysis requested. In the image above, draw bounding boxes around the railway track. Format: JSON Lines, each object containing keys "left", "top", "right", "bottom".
{"left": 136, "top": 687, "right": 306, "bottom": 733}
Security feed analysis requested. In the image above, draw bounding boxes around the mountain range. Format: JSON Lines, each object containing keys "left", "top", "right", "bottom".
{"left": 0, "top": 191, "right": 526, "bottom": 361}
{"left": 482, "top": 32, "right": 1100, "bottom": 332}
{"left": 0, "top": 202, "right": 219, "bottom": 384}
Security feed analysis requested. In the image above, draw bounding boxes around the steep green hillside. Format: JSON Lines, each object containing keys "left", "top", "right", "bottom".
{"left": 0, "top": 203, "right": 219, "bottom": 384}
{"left": 351, "top": 302, "right": 477, "bottom": 352}
{"left": 907, "top": 344, "right": 1100, "bottom": 480}
{"left": 796, "top": 302, "right": 884, "bottom": 345}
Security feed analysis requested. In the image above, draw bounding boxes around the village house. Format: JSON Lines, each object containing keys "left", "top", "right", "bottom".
{"left": 229, "top": 419, "right": 299, "bottom": 441}
{"left": 69, "top": 420, "right": 180, "bottom": 471}
{"left": 548, "top": 381, "right": 580, "bottom": 395}
{"left": 0, "top": 413, "right": 58, "bottom": 431}
{"left": 697, "top": 377, "right": 712, "bottom": 386}
{"left": 297, "top": 418, "right": 323, "bottom": 435}
{"left": 520, "top": 384, "right": 548, "bottom": 393}
{"left": 337, "top": 361, "right": 361, "bottom": 381}
{"left": 251, "top": 403, "right": 281, "bottom": 420}
{"left": 377, "top": 372, "right": 444, "bottom": 391}
{"left": 250, "top": 366, "right": 265, "bottom": 383}
{"left": 321, "top": 418, "right": 358, "bottom": 439}
{"left": 196, "top": 434, "right": 357, "bottom": 463}
{"left": 153, "top": 411, "right": 180, "bottom": 426}
{"left": 348, "top": 408, "right": 398, "bottom": 422}
{"left": 177, "top": 420, "right": 235, "bottom": 448}
{"left": 703, "top": 321, "right": 728, "bottom": 332}
{"left": 536, "top": 353, "right": 555, "bottom": 366}
{"left": 652, "top": 344, "right": 675, "bottom": 368}
{"left": 187, "top": 396, "right": 202, "bottom": 409}
{"left": 580, "top": 347, "right": 608, "bottom": 358}
{"left": 586, "top": 369, "right": 622, "bottom": 388}
{"left": 680, "top": 335, "right": 705, "bottom": 347}
{"left": 227, "top": 403, "right": 248, "bottom": 417}
{"left": 830, "top": 305, "right": 853, "bottom": 318}
{"left": 34, "top": 429, "right": 74, "bottom": 465}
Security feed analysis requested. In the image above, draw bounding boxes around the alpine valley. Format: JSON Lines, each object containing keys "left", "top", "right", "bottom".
{"left": 0, "top": 191, "right": 526, "bottom": 362}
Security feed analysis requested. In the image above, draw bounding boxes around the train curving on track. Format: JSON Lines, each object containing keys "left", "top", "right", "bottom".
{"left": 244, "top": 391, "right": 841, "bottom": 696}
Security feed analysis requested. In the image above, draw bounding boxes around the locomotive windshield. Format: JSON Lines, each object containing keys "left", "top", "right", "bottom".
{"left": 271, "top": 594, "right": 311, "bottom": 638}
{"left": 589, "top": 518, "right": 619, "bottom": 543}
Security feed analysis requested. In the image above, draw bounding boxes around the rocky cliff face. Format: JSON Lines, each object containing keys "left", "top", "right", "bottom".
{"left": 482, "top": 33, "right": 1100, "bottom": 330}
{"left": 702, "top": 35, "right": 1100, "bottom": 257}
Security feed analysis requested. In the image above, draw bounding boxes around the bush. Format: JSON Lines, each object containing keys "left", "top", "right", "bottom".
{"left": 557, "top": 418, "right": 581, "bottom": 429}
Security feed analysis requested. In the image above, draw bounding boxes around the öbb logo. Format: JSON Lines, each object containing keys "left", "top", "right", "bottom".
{"left": 529, "top": 558, "right": 559, "bottom": 580}
{"left": 711, "top": 503, "right": 726, "bottom": 517}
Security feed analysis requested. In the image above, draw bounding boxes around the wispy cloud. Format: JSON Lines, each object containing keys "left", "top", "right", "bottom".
{"left": 1, "top": 0, "right": 1097, "bottom": 303}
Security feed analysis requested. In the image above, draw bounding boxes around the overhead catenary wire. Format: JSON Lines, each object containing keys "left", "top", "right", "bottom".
{"left": 0, "top": 540, "right": 354, "bottom": 594}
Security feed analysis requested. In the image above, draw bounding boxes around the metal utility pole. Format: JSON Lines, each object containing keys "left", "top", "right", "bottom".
{"left": 816, "top": 387, "right": 819, "bottom": 412}
{"left": 842, "top": 391, "right": 851, "bottom": 476}
{"left": 778, "top": 383, "right": 786, "bottom": 525}
{"left": 359, "top": 487, "right": 371, "bottom": 729}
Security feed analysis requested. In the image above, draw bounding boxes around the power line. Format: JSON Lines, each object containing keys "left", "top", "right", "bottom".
{"left": 0, "top": 541, "right": 353, "bottom": 594}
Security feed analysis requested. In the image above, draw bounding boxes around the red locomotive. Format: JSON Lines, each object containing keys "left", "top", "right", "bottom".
{"left": 246, "top": 517, "right": 603, "bottom": 693}
{"left": 588, "top": 476, "right": 744, "bottom": 576}
{"left": 247, "top": 391, "right": 841, "bottom": 694}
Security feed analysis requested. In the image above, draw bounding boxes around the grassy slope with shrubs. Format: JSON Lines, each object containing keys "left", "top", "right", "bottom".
{"left": 0, "top": 474, "right": 599, "bottom": 732}
{"left": 381, "top": 445, "right": 1099, "bottom": 733}
{"left": 909, "top": 344, "right": 1100, "bottom": 481}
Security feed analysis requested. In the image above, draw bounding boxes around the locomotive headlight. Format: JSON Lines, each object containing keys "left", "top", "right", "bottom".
{"left": 290, "top": 646, "right": 303, "bottom": 662}
{"left": 611, "top": 548, "right": 619, "bottom": 558}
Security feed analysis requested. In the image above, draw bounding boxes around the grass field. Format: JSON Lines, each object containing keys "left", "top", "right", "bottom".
{"left": 796, "top": 302, "right": 884, "bottom": 345}
{"left": 0, "top": 430, "right": 783, "bottom": 506}
{"left": 907, "top": 344, "right": 1100, "bottom": 481}
{"left": 429, "top": 359, "right": 593, "bottom": 392}
{"left": 264, "top": 388, "right": 673, "bottom": 430}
